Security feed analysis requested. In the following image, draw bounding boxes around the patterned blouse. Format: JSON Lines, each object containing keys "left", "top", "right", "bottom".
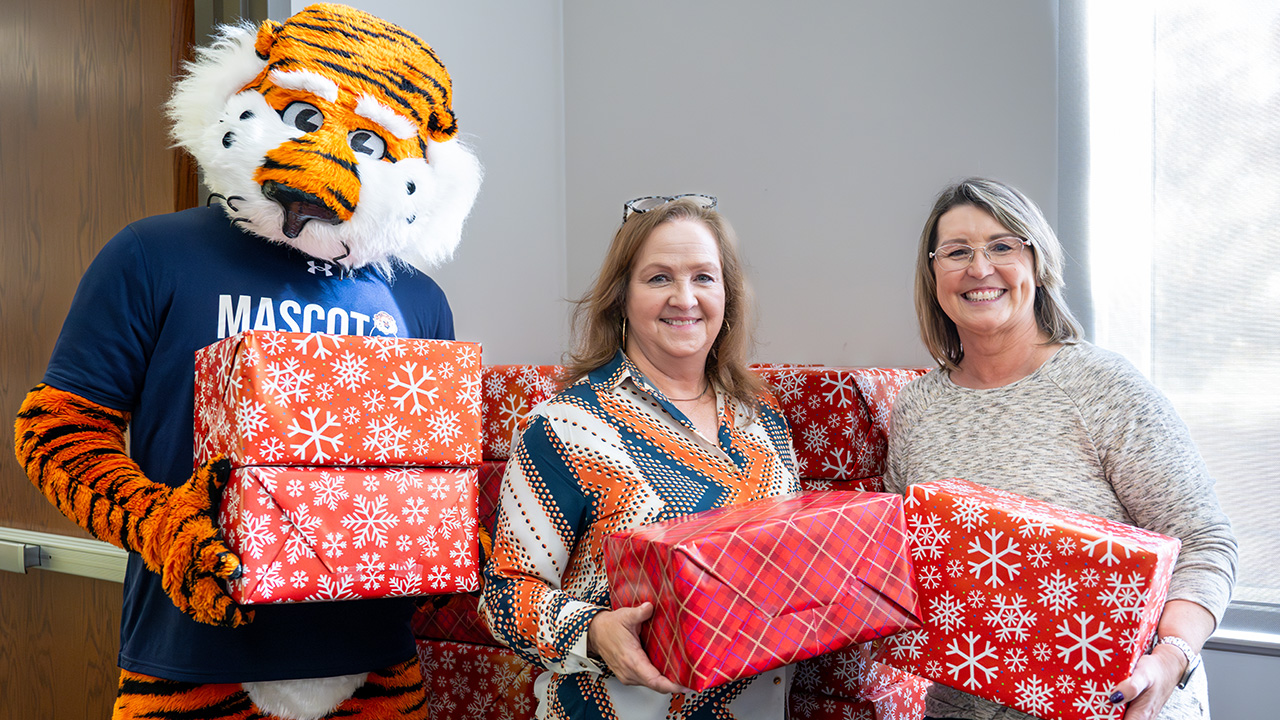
{"left": 480, "top": 350, "right": 800, "bottom": 720}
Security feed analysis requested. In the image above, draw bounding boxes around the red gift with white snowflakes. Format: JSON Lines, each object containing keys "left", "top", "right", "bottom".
{"left": 481, "top": 364, "right": 563, "bottom": 460}
{"left": 877, "top": 478, "right": 1181, "bottom": 720}
{"left": 416, "top": 638, "right": 542, "bottom": 720}
{"left": 604, "top": 491, "right": 921, "bottom": 692}
{"left": 752, "top": 367, "right": 926, "bottom": 480}
{"left": 790, "top": 692, "right": 879, "bottom": 720}
{"left": 795, "top": 642, "right": 925, "bottom": 704}
{"left": 219, "top": 465, "right": 480, "bottom": 603}
{"left": 195, "top": 330, "right": 482, "bottom": 467}
{"left": 411, "top": 460, "right": 506, "bottom": 645}
{"left": 800, "top": 476, "right": 886, "bottom": 493}
{"left": 790, "top": 682, "right": 930, "bottom": 720}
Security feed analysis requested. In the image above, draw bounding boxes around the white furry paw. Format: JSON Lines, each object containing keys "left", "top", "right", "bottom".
{"left": 243, "top": 673, "right": 367, "bottom": 720}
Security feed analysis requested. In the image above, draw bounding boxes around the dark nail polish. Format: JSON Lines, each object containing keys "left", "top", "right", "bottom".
{"left": 1109, "top": 691, "right": 1125, "bottom": 704}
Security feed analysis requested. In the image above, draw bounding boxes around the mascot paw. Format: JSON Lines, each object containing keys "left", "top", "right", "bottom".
{"left": 153, "top": 456, "right": 253, "bottom": 627}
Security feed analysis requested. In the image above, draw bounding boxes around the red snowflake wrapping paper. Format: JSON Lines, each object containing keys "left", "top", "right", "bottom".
{"left": 877, "top": 478, "right": 1181, "bottom": 720}
{"left": 790, "top": 692, "right": 878, "bottom": 720}
{"left": 416, "top": 639, "right": 542, "bottom": 720}
{"left": 604, "top": 491, "right": 921, "bottom": 692}
{"left": 412, "top": 460, "right": 506, "bottom": 645}
{"left": 800, "top": 476, "right": 886, "bottom": 493}
{"left": 195, "top": 330, "right": 482, "bottom": 467}
{"left": 220, "top": 465, "right": 480, "bottom": 604}
{"left": 790, "top": 681, "right": 930, "bottom": 720}
{"left": 753, "top": 367, "right": 927, "bottom": 480}
{"left": 481, "top": 364, "right": 563, "bottom": 460}
{"left": 794, "top": 642, "right": 928, "bottom": 704}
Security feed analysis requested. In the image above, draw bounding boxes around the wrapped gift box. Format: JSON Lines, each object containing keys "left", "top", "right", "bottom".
{"left": 789, "top": 670, "right": 930, "bottom": 720}
{"left": 752, "top": 367, "right": 926, "bottom": 479}
{"left": 416, "top": 639, "right": 542, "bottom": 720}
{"left": 800, "top": 476, "right": 885, "bottom": 493}
{"left": 481, "top": 365, "right": 563, "bottom": 460}
{"left": 219, "top": 465, "right": 480, "bottom": 603}
{"left": 789, "top": 692, "right": 878, "bottom": 720}
{"left": 411, "top": 460, "right": 507, "bottom": 645}
{"left": 794, "top": 642, "right": 919, "bottom": 702}
{"left": 877, "top": 478, "right": 1180, "bottom": 720}
{"left": 605, "top": 491, "right": 921, "bottom": 692}
{"left": 195, "top": 330, "right": 482, "bottom": 467}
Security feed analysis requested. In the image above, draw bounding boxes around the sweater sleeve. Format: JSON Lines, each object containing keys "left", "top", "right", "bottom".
{"left": 885, "top": 376, "right": 929, "bottom": 496}
{"left": 1057, "top": 349, "right": 1238, "bottom": 624}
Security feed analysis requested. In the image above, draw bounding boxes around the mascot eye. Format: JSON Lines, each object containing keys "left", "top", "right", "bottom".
{"left": 281, "top": 102, "right": 324, "bottom": 133}
{"left": 348, "top": 130, "right": 387, "bottom": 160}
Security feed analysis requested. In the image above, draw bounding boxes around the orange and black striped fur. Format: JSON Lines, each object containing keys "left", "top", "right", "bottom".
{"left": 166, "top": 3, "right": 482, "bottom": 275}
{"left": 112, "top": 658, "right": 430, "bottom": 720}
{"left": 15, "top": 384, "right": 248, "bottom": 627}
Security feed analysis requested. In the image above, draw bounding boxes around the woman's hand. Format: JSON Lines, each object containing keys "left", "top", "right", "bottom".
{"left": 1109, "top": 599, "right": 1213, "bottom": 719}
{"left": 1110, "top": 643, "right": 1185, "bottom": 719}
{"left": 587, "top": 602, "right": 691, "bottom": 695}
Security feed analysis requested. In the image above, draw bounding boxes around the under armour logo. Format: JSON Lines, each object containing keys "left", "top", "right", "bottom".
{"left": 307, "top": 261, "right": 334, "bottom": 277}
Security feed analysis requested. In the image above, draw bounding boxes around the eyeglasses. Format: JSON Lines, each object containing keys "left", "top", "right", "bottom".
{"left": 930, "top": 237, "right": 1032, "bottom": 271}
{"left": 622, "top": 194, "right": 717, "bottom": 222}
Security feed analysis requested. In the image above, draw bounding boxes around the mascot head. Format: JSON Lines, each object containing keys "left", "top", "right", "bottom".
{"left": 166, "top": 3, "right": 482, "bottom": 275}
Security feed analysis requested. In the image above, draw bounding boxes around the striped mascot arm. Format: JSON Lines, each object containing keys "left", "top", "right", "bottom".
{"left": 14, "top": 384, "right": 250, "bottom": 627}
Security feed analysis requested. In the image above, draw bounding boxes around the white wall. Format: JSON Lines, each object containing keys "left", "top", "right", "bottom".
{"left": 334, "top": 0, "right": 1058, "bottom": 367}
{"left": 328, "top": 0, "right": 570, "bottom": 364}
{"left": 563, "top": 0, "right": 1058, "bottom": 367}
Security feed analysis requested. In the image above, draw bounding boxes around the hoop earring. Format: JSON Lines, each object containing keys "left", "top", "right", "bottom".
{"left": 621, "top": 317, "right": 628, "bottom": 349}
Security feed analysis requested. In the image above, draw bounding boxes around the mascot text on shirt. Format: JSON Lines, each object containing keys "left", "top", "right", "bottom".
{"left": 14, "top": 5, "right": 480, "bottom": 720}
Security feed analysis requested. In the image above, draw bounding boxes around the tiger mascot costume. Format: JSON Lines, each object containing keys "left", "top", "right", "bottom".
{"left": 14, "top": 4, "right": 481, "bottom": 719}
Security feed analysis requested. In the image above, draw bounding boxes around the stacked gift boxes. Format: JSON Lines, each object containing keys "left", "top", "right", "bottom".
{"left": 877, "top": 478, "right": 1181, "bottom": 720}
{"left": 411, "top": 363, "right": 933, "bottom": 718}
{"left": 194, "top": 330, "right": 482, "bottom": 604}
{"left": 754, "top": 365, "right": 932, "bottom": 720}
{"left": 753, "top": 366, "right": 928, "bottom": 493}
{"left": 412, "top": 365, "right": 564, "bottom": 714}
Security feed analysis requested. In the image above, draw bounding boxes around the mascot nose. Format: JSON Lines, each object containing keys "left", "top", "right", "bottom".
{"left": 262, "top": 181, "right": 342, "bottom": 238}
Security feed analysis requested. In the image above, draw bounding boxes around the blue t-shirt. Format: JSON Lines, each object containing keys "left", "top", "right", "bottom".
{"left": 44, "top": 206, "right": 455, "bottom": 682}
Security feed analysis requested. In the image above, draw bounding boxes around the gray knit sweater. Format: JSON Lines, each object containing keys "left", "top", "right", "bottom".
{"left": 886, "top": 341, "right": 1237, "bottom": 720}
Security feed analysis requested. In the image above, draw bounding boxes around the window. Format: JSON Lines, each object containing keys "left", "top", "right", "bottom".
{"left": 1086, "top": 0, "right": 1280, "bottom": 623}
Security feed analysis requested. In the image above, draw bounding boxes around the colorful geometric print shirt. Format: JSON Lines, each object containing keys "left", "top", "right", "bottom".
{"left": 480, "top": 351, "right": 800, "bottom": 720}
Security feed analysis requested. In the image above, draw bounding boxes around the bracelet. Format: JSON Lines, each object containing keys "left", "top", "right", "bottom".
{"left": 1156, "top": 635, "right": 1202, "bottom": 689}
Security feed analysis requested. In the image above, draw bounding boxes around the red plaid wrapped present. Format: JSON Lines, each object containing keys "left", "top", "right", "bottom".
{"left": 481, "top": 365, "right": 563, "bottom": 460}
{"left": 195, "top": 330, "right": 481, "bottom": 467}
{"left": 753, "top": 367, "right": 926, "bottom": 479}
{"left": 412, "top": 594, "right": 494, "bottom": 646}
{"left": 416, "top": 639, "right": 542, "bottom": 720}
{"left": 605, "top": 491, "right": 921, "bottom": 692}
{"left": 219, "top": 465, "right": 480, "bottom": 603}
{"left": 877, "top": 478, "right": 1180, "bottom": 720}
{"left": 411, "top": 460, "right": 507, "bottom": 645}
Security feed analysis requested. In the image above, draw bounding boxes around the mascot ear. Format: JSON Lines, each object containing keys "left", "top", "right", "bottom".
{"left": 396, "top": 137, "right": 483, "bottom": 274}
{"left": 254, "top": 19, "right": 284, "bottom": 59}
{"left": 165, "top": 22, "right": 267, "bottom": 162}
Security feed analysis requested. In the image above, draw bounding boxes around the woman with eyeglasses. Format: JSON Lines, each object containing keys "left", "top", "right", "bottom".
{"left": 480, "top": 195, "right": 799, "bottom": 719}
{"left": 886, "top": 178, "right": 1237, "bottom": 720}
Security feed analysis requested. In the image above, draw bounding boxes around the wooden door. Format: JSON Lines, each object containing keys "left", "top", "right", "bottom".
{"left": 0, "top": 0, "right": 192, "bottom": 716}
